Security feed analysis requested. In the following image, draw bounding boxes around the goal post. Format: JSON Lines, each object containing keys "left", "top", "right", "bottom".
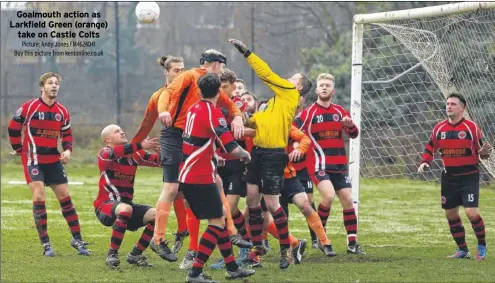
{"left": 350, "top": 2, "right": 495, "bottom": 219}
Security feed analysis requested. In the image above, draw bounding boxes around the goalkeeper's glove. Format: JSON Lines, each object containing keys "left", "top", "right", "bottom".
{"left": 228, "top": 39, "right": 252, "bottom": 58}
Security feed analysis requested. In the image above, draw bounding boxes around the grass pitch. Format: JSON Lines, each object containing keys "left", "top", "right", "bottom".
{"left": 1, "top": 163, "right": 494, "bottom": 282}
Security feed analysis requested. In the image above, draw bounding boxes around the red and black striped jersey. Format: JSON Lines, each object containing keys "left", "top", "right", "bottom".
{"left": 8, "top": 98, "right": 72, "bottom": 165}
{"left": 218, "top": 96, "right": 248, "bottom": 161}
{"left": 421, "top": 118, "right": 484, "bottom": 175}
{"left": 179, "top": 100, "right": 239, "bottom": 184}
{"left": 95, "top": 143, "right": 160, "bottom": 208}
{"left": 293, "top": 102, "right": 358, "bottom": 174}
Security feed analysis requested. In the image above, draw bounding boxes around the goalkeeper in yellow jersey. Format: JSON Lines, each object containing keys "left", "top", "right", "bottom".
{"left": 228, "top": 38, "right": 312, "bottom": 269}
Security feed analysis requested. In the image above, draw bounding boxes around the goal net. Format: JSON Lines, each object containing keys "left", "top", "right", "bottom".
{"left": 349, "top": 2, "right": 495, "bottom": 199}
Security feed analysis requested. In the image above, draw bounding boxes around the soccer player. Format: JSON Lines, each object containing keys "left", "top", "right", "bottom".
{"left": 180, "top": 73, "right": 255, "bottom": 282}
{"left": 233, "top": 79, "right": 247, "bottom": 97}
{"left": 96, "top": 125, "right": 162, "bottom": 268}
{"left": 294, "top": 73, "right": 365, "bottom": 255}
{"left": 229, "top": 38, "right": 312, "bottom": 269}
{"left": 179, "top": 68, "right": 252, "bottom": 270}
{"left": 418, "top": 93, "right": 491, "bottom": 260}
{"left": 8, "top": 72, "right": 89, "bottom": 257}
{"left": 283, "top": 125, "right": 336, "bottom": 260}
{"left": 132, "top": 55, "right": 188, "bottom": 259}
{"left": 152, "top": 49, "right": 245, "bottom": 259}
{"left": 218, "top": 69, "right": 249, "bottom": 234}
{"left": 240, "top": 91, "right": 257, "bottom": 114}
{"left": 282, "top": 92, "right": 319, "bottom": 248}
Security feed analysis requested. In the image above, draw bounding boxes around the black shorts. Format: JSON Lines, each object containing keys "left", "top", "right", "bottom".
{"left": 23, "top": 161, "right": 68, "bottom": 186}
{"left": 160, "top": 127, "right": 183, "bottom": 182}
{"left": 311, "top": 171, "right": 351, "bottom": 191}
{"left": 281, "top": 177, "right": 306, "bottom": 204}
{"left": 180, "top": 183, "right": 223, "bottom": 220}
{"left": 297, "top": 176, "right": 313, "bottom": 194}
{"left": 246, "top": 147, "right": 288, "bottom": 195}
{"left": 95, "top": 201, "right": 152, "bottom": 231}
{"left": 441, "top": 172, "right": 480, "bottom": 209}
{"left": 218, "top": 159, "right": 247, "bottom": 197}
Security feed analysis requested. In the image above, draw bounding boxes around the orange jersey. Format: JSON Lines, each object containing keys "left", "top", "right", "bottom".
{"left": 131, "top": 86, "right": 165, "bottom": 143}
{"left": 284, "top": 125, "right": 311, "bottom": 179}
{"left": 157, "top": 68, "right": 242, "bottom": 130}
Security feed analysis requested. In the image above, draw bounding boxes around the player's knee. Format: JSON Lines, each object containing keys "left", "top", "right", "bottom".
{"left": 209, "top": 217, "right": 225, "bottom": 229}
{"left": 30, "top": 182, "right": 46, "bottom": 201}
{"left": 164, "top": 182, "right": 179, "bottom": 197}
{"left": 307, "top": 193, "right": 314, "bottom": 203}
{"left": 117, "top": 203, "right": 133, "bottom": 216}
{"left": 145, "top": 208, "right": 156, "bottom": 222}
{"left": 444, "top": 208, "right": 459, "bottom": 221}
{"left": 465, "top": 209, "right": 480, "bottom": 221}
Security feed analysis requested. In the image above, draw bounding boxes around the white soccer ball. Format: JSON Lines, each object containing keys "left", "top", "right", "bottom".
{"left": 135, "top": 2, "right": 160, "bottom": 24}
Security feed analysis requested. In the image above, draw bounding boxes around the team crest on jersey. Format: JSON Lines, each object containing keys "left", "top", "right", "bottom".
{"left": 31, "top": 168, "right": 39, "bottom": 176}
{"left": 55, "top": 113, "right": 62, "bottom": 122}
{"left": 458, "top": 131, "right": 466, "bottom": 139}
{"left": 318, "top": 170, "right": 325, "bottom": 177}
{"left": 218, "top": 118, "right": 227, "bottom": 127}
{"left": 333, "top": 114, "right": 340, "bottom": 121}
{"left": 235, "top": 100, "right": 243, "bottom": 108}
{"left": 441, "top": 196, "right": 446, "bottom": 204}
{"left": 15, "top": 107, "right": 23, "bottom": 117}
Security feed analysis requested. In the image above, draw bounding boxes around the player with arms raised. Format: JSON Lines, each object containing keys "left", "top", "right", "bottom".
{"left": 418, "top": 93, "right": 491, "bottom": 260}
{"left": 294, "top": 73, "right": 364, "bottom": 255}
{"left": 180, "top": 73, "right": 255, "bottom": 283}
{"left": 7, "top": 72, "right": 89, "bottom": 257}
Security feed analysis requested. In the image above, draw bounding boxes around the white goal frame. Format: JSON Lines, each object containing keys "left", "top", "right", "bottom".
{"left": 349, "top": 2, "right": 495, "bottom": 218}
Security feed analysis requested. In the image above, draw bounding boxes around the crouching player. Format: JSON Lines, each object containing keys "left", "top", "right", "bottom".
{"left": 180, "top": 73, "right": 255, "bottom": 282}
{"left": 95, "top": 124, "right": 164, "bottom": 268}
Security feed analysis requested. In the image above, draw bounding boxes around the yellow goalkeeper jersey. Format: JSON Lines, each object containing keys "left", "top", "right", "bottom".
{"left": 246, "top": 53, "right": 300, "bottom": 149}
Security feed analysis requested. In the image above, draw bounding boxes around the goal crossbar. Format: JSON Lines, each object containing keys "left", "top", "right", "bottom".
{"left": 354, "top": 2, "right": 495, "bottom": 24}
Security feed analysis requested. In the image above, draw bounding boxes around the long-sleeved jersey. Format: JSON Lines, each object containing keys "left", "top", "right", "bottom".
{"left": 8, "top": 98, "right": 72, "bottom": 165}
{"left": 293, "top": 102, "right": 358, "bottom": 174}
{"left": 179, "top": 100, "right": 239, "bottom": 184}
{"left": 132, "top": 84, "right": 166, "bottom": 143}
{"left": 421, "top": 118, "right": 485, "bottom": 176}
{"left": 95, "top": 143, "right": 160, "bottom": 207}
{"left": 245, "top": 52, "right": 300, "bottom": 148}
{"left": 157, "top": 68, "right": 242, "bottom": 130}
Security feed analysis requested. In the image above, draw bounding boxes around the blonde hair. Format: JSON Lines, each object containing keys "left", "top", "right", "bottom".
{"left": 39, "top": 72, "right": 62, "bottom": 87}
{"left": 316, "top": 73, "right": 335, "bottom": 83}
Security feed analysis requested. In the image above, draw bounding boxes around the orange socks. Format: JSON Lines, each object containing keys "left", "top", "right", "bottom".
{"left": 219, "top": 190, "right": 237, "bottom": 235}
{"left": 186, "top": 208, "right": 200, "bottom": 251}
{"left": 154, "top": 200, "right": 172, "bottom": 244}
{"left": 174, "top": 197, "right": 187, "bottom": 233}
{"left": 306, "top": 211, "right": 331, "bottom": 246}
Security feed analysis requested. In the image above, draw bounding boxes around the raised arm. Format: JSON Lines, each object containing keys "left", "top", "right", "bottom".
{"left": 132, "top": 89, "right": 162, "bottom": 143}
{"left": 229, "top": 39, "right": 298, "bottom": 101}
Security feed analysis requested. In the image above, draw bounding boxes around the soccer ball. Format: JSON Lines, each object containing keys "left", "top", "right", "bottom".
{"left": 135, "top": 2, "right": 160, "bottom": 24}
